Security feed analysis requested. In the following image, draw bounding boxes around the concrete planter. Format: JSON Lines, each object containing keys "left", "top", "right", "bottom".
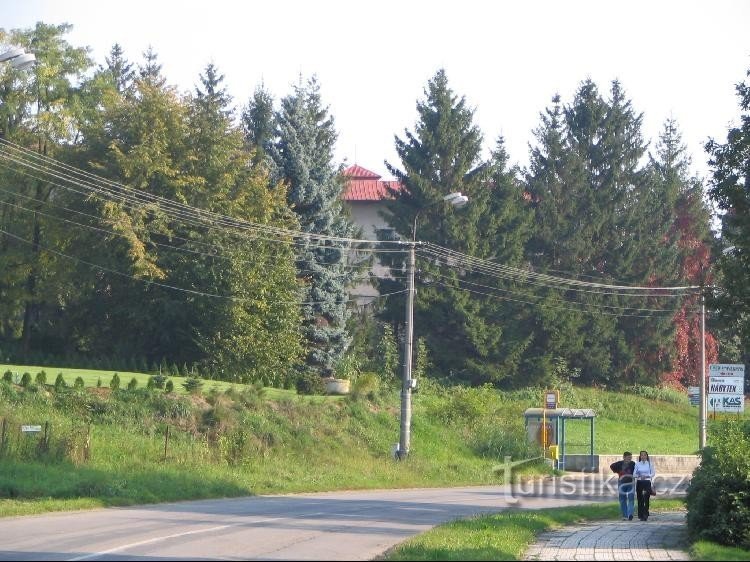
{"left": 324, "top": 378, "right": 350, "bottom": 395}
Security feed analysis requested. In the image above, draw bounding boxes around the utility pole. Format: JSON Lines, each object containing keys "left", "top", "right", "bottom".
{"left": 398, "top": 241, "right": 416, "bottom": 460}
{"left": 396, "top": 192, "right": 468, "bottom": 461}
{"left": 699, "top": 293, "right": 707, "bottom": 449}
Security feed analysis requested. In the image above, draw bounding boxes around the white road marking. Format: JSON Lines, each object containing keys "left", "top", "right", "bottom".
{"left": 68, "top": 514, "right": 289, "bottom": 561}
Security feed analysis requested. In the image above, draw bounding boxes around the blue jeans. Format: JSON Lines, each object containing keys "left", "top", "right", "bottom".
{"left": 618, "top": 482, "right": 634, "bottom": 518}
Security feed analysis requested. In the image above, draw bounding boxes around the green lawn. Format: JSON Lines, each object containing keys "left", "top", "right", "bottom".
{"left": 0, "top": 363, "right": 303, "bottom": 400}
{"left": 691, "top": 540, "right": 750, "bottom": 561}
{"left": 382, "top": 500, "right": 686, "bottom": 561}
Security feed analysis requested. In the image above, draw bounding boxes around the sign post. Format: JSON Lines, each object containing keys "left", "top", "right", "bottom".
{"left": 542, "top": 390, "right": 559, "bottom": 459}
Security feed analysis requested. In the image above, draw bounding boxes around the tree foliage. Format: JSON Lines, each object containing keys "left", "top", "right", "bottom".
{"left": 707, "top": 67, "right": 750, "bottom": 369}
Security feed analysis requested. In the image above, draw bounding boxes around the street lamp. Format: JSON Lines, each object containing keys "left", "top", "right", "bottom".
{"left": 396, "top": 191, "right": 469, "bottom": 460}
{"left": 0, "top": 47, "right": 36, "bottom": 70}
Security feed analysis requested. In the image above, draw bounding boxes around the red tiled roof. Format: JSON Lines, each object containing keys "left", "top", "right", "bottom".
{"left": 342, "top": 165, "right": 402, "bottom": 201}
{"left": 343, "top": 164, "right": 381, "bottom": 180}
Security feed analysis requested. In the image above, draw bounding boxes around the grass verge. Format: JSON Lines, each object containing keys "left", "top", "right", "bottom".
{"left": 690, "top": 540, "right": 750, "bottom": 561}
{"left": 382, "top": 500, "right": 686, "bottom": 561}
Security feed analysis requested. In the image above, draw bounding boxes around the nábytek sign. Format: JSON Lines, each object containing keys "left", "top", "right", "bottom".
{"left": 708, "top": 376, "right": 744, "bottom": 395}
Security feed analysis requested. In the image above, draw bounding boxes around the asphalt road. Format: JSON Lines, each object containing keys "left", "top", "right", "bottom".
{"left": 0, "top": 476, "right": 689, "bottom": 561}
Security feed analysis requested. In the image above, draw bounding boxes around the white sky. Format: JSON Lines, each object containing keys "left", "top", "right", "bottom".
{"left": 2, "top": 0, "right": 749, "bottom": 180}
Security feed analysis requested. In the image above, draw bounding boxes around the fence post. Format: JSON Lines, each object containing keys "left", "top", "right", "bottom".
{"left": 0, "top": 417, "right": 6, "bottom": 453}
{"left": 163, "top": 425, "right": 169, "bottom": 462}
{"left": 84, "top": 423, "right": 91, "bottom": 462}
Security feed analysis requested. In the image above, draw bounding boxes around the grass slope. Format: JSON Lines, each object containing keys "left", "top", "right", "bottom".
{"left": 0, "top": 367, "right": 738, "bottom": 518}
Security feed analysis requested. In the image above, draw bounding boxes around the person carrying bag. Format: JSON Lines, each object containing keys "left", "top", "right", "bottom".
{"left": 633, "top": 450, "right": 656, "bottom": 521}
{"left": 610, "top": 451, "right": 635, "bottom": 520}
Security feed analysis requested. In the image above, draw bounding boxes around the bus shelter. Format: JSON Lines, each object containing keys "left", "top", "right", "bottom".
{"left": 523, "top": 407, "right": 596, "bottom": 471}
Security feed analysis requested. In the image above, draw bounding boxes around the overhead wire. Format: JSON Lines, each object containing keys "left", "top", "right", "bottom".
{"left": 0, "top": 139, "right": 703, "bottom": 319}
{"left": 0, "top": 225, "right": 408, "bottom": 304}
{"left": 418, "top": 243, "right": 700, "bottom": 296}
{"left": 0, "top": 189, "right": 399, "bottom": 275}
{"left": 419, "top": 267, "right": 685, "bottom": 315}
{"left": 0, "top": 153, "right": 408, "bottom": 257}
{"left": 0, "top": 138, "right": 402, "bottom": 248}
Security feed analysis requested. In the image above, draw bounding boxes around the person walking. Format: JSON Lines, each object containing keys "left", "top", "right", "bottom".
{"left": 634, "top": 450, "right": 655, "bottom": 521}
{"left": 610, "top": 451, "right": 635, "bottom": 520}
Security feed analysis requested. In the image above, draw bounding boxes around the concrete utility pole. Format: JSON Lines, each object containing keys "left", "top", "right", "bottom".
{"left": 396, "top": 192, "right": 468, "bottom": 460}
{"left": 699, "top": 294, "right": 706, "bottom": 449}
{"left": 397, "top": 242, "right": 416, "bottom": 460}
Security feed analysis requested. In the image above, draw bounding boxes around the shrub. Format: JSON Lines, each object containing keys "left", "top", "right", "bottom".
{"left": 629, "top": 384, "right": 684, "bottom": 405}
{"left": 295, "top": 371, "right": 325, "bottom": 395}
{"left": 146, "top": 377, "right": 156, "bottom": 390}
{"left": 73, "top": 377, "right": 85, "bottom": 390}
{"left": 237, "top": 383, "right": 266, "bottom": 407}
{"left": 96, "top": 377, "right": 102, "bottom": 388}
{"left": 377, "top": 323, "right": 399, "bottom": 386}
{"left": 109, "top": 373, "right": 120, "bottom": 390}
{"left": 165, "top": 380, "right": 174, "bottom": 393}
{"left": 20, "top": 373, "right": 32, "bottom": 388}
{"left": 2, "top": 370, "right": 12, "bottom": 383}
{"left": 686, "top": 419, "right": 750, "bottom": 549}
{"left": 471, "top": 423, "right": 542, "bottom": 461}
{"left": 127, "top": 377, "right": 138, "bottom": 390}
{"left": 54, "top": 373, "right": 67, "bottom": 391}
{"left": 350, "top": 372, "right": 380, "bottom": 401}
{"left": 182, "top": 377, "right": 203, "bottom": 394}
{"left": 35, "top": 371, "right": 47, "bottom": 386}
{"left": 152, "top": 374, "right": 167, "bottom": 389}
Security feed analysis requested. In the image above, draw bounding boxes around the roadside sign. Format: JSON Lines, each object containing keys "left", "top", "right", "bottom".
{"left": 707, "top": 394, "right": 744, "bottom": 413}
{"left": 21, "top": 425, "right": 42, "bottom": 433}
{"left": 544, "top": 390, "right": 559, "bottom": 410}
{"left": 687, "top": 386, "right": 700, "bottom": 406}
{"left": 708, "top": 376, "right": 744, "bottom": 395}
{"left": 709, "top": 363, "right": 745, "bottom": 378}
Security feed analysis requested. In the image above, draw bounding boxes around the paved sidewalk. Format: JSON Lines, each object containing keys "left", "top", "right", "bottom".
{"left": 523, "top": 511, "right": 690, "bottom": 561}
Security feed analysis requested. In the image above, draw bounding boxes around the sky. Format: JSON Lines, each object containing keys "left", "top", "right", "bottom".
{"left": 1, "top": 0, "right": 749, "bottom": 181}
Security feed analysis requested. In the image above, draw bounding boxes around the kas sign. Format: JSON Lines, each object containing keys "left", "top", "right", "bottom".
{"left": 708, "top": 364, "right": 745, "bottom": 413}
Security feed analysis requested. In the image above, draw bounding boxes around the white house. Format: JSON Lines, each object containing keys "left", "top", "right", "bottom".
{"left": 341, "top": 165, "right": 402, "bottom": 306}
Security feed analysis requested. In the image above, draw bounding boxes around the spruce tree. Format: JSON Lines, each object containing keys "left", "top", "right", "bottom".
{"left": 380, "top": 70, "right": 533, "bottom": 384}
{"left": 524, "top": 81, "right": 688, "bottom": 385}
{"left": 707, "top": 67, "right": 750, "bottom": 368}
{"left": 242, "top": 86, "right": 276, "bottom": 166}
{"left": 269, "top": 77, "right": 356, "bottom": 377}
{"left": 104, "top": 43, "right": 134, "bottom": 94}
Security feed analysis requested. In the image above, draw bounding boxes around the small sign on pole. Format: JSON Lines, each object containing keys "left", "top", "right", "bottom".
{"left": 544, "top": 390, "right": 559, "bottom": 410}
{"left": 688, "top": 386, "right": 700, "bottom": 406}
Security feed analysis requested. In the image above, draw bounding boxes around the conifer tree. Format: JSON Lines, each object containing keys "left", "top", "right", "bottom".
{"left": 524, "top": 81, "right": 691, "bottom": 385}
{"left": 104, "top": 43, "right": 134, "bottom": 94}
{"left": 269, "top": 77, "right": 356, "bottom": 376}
{"left": 380, "top": 70, "right": 533, "bottom": 384}
{"left": 707, "top": 67, "right": 750, "bottom": 368}
{"left": 242, "top": 86, "right": 275, "bottom": 166}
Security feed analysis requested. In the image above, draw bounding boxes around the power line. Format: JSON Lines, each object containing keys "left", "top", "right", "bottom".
{"left": 0, "top": 139, "right": 400, "bottom": 248}
{"left": 0, "top": 191, "right": 402, "bottom": 275}
{"left": 431, "top": 279, "right": 687, "bottom": 319}
{"left": 420, "top": 267, "right": 685, "bottom": 315}
{"left": 419, "top": 243, "right": 700, "bottom": 295}
{"left": 0, "top": 225, "right": 408, "bottom": 305}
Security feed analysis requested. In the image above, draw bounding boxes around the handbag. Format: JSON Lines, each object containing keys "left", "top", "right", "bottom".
{"left": 649, "top": 484, "right": 656, "bottom": 496}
